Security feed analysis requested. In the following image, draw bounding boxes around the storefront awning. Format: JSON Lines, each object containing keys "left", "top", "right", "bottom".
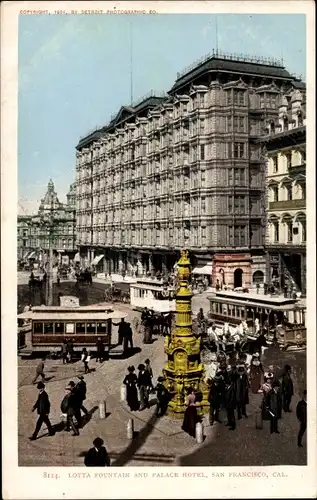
{"left": 91, "top": 254, "right": 104, "bottom": 266}
{"left": 192, "top": 264, "right": 213, "bottom": 275}
{"left": 23, "top": 251, "right": 31, "bottom": 259}
{"left": 27, "top": 251, "right": 36, "bottom": 259}
{"left": 74, "top": 252, "right": 80, "bottom": 262}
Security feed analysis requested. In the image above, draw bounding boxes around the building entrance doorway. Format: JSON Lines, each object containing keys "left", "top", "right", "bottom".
{"left": 234, "top": 268, "right": 243, "bottom": 288}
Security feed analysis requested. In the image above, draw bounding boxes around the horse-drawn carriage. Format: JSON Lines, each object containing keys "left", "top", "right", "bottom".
{"left": 75, "top": 270, "right": 93, "bottom": 285}
{"left": 104, "top": 286, "right": 130, "bottom": 304}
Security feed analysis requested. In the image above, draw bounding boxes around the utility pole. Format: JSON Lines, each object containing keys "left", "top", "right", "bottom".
{"left": 43, "top": 199, "right": 55, "bottom": 306}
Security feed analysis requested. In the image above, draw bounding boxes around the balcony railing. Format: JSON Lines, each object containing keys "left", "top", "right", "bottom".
{"left": 269, "top": 199, "right": 306, "bottom": 210}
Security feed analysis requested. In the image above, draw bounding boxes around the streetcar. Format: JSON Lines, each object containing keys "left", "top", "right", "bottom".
{"left": 208, "top": 290, "right": 306, "bottom": 349}
{"left": 18, "top": 304, "right": 127, "bottom": 357}
{"left": 130, "top": 277, "right": 176, "bottom": 313}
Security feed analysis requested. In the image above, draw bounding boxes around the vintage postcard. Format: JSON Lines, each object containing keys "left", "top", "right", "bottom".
{"left": 1, "top": 0, "right": 316, "bottom": 498}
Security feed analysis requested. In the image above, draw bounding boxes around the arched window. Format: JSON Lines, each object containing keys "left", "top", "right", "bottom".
{"left": 253, "top": 271, "right": 264, "bottom": 284}
{"left": 298, "top": 112, "right": 303, "bottom": 127}
{"left": 283, "top": 116, "right": 289, "bottom": 131}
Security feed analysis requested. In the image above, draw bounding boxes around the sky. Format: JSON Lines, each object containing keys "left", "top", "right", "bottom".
{"left": 18, "top": 13, "right": 306, "bottom": 215}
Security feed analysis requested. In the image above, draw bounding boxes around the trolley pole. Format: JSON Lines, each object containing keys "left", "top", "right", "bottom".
{"left": 44, "top": 202, "right": 55, "bottom": 306}
{"left": 47, "top": 228, "right": 54, "bottom": 306}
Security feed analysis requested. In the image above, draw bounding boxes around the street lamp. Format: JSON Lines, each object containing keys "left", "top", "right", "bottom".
{"left": 39, "top": 202, "right": 59, "bottom": 306}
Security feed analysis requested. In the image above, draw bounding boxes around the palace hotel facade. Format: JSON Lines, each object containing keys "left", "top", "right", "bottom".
{"left": 75, "top": 52, "right": 305, "bottom": 289}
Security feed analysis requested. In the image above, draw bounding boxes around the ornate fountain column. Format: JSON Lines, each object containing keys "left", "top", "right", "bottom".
{"left": 163, "top": 250, "right": 209, "bottom": 418}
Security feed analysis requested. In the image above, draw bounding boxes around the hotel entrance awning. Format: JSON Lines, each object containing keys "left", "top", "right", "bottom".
{"left": 91, "top": 255, "right": 104, "bottom": 266}
{"left": 192, "top": 264, "right": 213, "bottom": 275}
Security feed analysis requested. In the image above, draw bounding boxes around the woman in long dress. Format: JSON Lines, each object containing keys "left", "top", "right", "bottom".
{"left": 123, "top": 366, "right": 139, "bottom": 411}
{"left": 249, "top": 353, "right": 264, "bottom": 393}
{"left": 182, "top": 387, "right": 198, "bottom": 438}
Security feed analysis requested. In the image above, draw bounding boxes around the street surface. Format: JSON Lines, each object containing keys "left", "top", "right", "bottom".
{"left": 18, "top": 272, "right": 307, "bottom": 466}
{"left": 18, "top": 292, "right": 307, "bottom": 466}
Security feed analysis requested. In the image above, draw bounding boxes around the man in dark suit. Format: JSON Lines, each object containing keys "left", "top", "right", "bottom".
{"left": 29, "top": 382, "right": 55, "bottom": 440}
{"left": 84, "top": 437, "right": 111, "bottom": 466}
{"left": 32, "top": 358, "right": 46, "bottom": 384}
{"left": 62, "top": 383, "right": 80, "bottom": 435}
{"left": 75, "top": 376, "right": 89, "bottom": 416}
{"left": 282, "top": 364, "right": 294, "bottom": 412}
{"left": 137, "top": 364, "right": 151, "bottom": 410}
{"left": 225, "top": 368, "right": 238, "bottom": 430}
{"left": 235, "top": 364, "right": 250, "bottom": 419}
{"left": 296, "top": 390, "right": 307, "bottom": 447}
{"left": 268, "top": 381, "right": 282, "bottom": 434}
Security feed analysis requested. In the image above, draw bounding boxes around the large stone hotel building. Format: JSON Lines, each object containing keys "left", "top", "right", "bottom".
{"left": 76, "top": 52, "right": 305, "bottom": 289}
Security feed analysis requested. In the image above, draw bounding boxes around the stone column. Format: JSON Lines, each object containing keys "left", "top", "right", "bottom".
{"left": 148, "top": 254, "right": 154, "bottom": 276}
{"left": 103, "top": 252, "right": 109, "bottom": 276}
{"left": 301, "top": 253, "right": 306, "bottom": 296}
{"left": 162, "top": 254, "right": 168, "bottom": 277}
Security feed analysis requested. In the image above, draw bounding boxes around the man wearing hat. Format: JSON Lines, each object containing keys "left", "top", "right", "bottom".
{"left": 84, "top": 437, "right": 111, "bottom": 467}
{"left": 137, "top": 364, "right": 151, "bottom": 410}
{"left": 61, "top": 382, "right": 80, "bottom": 435}
{"left": 30, "top": 382, "right": 55, "bottom": 440}
{"left": 267, "top": 380, "right": 282, "bottom": 434}
{"left": 281, "top": 364, "right": 294, "bottom": 413}
{"left": 76, "top": 376, "right": 89, "bottom": 417}
{"left": 235, "top": 362, "right": 250, "bottom": 419}
{"left": 155, "top": 376, "right": 169, "bottom": 417}
{"left": 208, "top": 372, "right": 223, "bottom": 425}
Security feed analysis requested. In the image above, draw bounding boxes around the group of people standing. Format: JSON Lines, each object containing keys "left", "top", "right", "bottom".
{"left": 206, "top": 360, "right": 251, "bottom": 432}
{"left": 140, "top": 307, "right": 172, "bottom": 344}
{"left": 29, "top": 375, "right": 88, "bottom": 440}
{"left": 123, "top": 360, "right": 169, "bottom": 417}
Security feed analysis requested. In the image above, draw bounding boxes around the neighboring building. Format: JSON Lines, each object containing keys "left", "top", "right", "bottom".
{"left": 263, "top": 87, "right": 306, "bottom": 295}
{"left": 76, "top": 51, "right": 305, "bottom": 288}
{"left": 18, "top": 180, "right": 77, "bottom": 265}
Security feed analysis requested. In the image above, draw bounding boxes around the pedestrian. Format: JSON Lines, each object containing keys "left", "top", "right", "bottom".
{"left": 61, "top": 341, "right": 68, "bottom": 364}
{"left": 155, "top": 376, "right": 169, "bottom": 417}
{"left": 235, "top": 363, "right": 250, "bottom": 419}
{"left": 84, "top": 437, "right": 111, "bottom": 467}
{"left": 144, "top": 359, "right": 154, "bottom": 392}
{"left": 263, "top": 282, "right": 268, "bottom": 295}
{"left": 81, "top": 348, "right": 90, "bottom": 374}
{"left": 208, "top": 373, "right": 223, "bottom": 425}
{"left": 281, "top": 364, "right": 294, "bottom": 412}
{"left": 126, "top": 322, "right": 134, "bottom": 350}
{"left": 29, "top": 382, "right": 55, "bottom": 441}
{"left": 32, "top": 358, "right": 46, "bottom": 384}
{"left": 249, "top": 353, "right": 264, "bottom": 393}
{"left": 296, "top": 390, "right": 307, "bottom": 447}
{"left": 61, "top": 384, "right": 80, "bottom": 436}
{"left": 66, "top": 338, "right": 74, "bottom": 363}
{"left": 224, "top": 369, "right": 238, "bottom": 431}
{"left": 123, "top": 366, "right": 139, "bottom": 411}
{"left": 137, "top": 364, "right": 151, "bottom": 410}
{"left": 95, "top": 337, "right": 104, "bottom": 363}
{"left": 181, "top": 387, "right": 198, "bottom": 438}
{"left": 76, "top": 376, "right": 89, "bottom": 416}
{"left": 267, "top": 381, "right": 282, "bottom": 434}
{"left": 115, "top": 318, "right": 127, "bottom": 346}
